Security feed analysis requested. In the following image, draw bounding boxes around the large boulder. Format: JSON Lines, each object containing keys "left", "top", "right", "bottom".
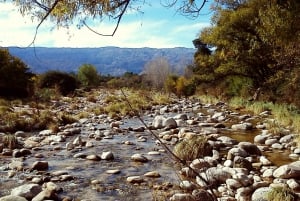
{"left": 273, "top": 161, "right": 300, "bottom": 179}
{"left": 238, "top": 142, "right": 261, "bottom": 156}
{"left": 251, "top": 187, "right": 270, "bottom": 201}
{"left": 0, "top": 195, "right": 27, "bottom": 201}
{"left": 11, "top": 184, "right": 42, "bottom": 200}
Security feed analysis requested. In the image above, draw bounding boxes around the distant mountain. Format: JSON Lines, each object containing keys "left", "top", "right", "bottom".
{"left": 8, "top": 47, "right": 196, "bottom": 76}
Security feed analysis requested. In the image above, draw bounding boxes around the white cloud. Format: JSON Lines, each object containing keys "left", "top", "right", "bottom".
{"left": 0, "top": 2, "right": 211, "bottom": 48}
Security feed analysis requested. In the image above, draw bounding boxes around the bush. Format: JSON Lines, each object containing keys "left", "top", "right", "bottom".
{"left": 77, "top": 64, "right": 100, "bottom": 87}
{"left": 267, "top": 186, "right": 296, "bottom": 201}
{"left": 0, "top": 48, "right": 35, "bottom": 98}
{"left": 38, "top": 71, "right": 79, "bottom": 95}
{"left": 173, "top": 135, "right": 212, "bottom": 162}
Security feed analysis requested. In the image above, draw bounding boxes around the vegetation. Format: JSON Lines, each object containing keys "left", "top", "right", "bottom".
{"left": 0, "top": 48, "right": 34, "bottom": 98}
{"left": 267, "top": 186, "right": 296, "bottom": 201}
{"left": 38, "top": 71, "right": 79, "bottom": 96}
{"left": 9, "top": 0, "right": 208, "bottom": 36}
{"left": 77, "top": 64, "right": 100, "bottom": 87}
{"left": 192, "top": 0, "right": 300, "bottom": 105}
{"left": 2, "top": 134, "right": 19, "bottom": 149}
{"left": 173, "top": 135, "right": 212, "bottom": 162}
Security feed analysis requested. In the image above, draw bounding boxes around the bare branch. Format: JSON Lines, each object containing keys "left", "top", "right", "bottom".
{"left": 83, "top": 0, "right": 130, "bottom": 36}
{"left": 28, "top": 0, "right": 60, "bottom": 47}
{"left": 120, "top": 89, "right": 217, "bottom": 201}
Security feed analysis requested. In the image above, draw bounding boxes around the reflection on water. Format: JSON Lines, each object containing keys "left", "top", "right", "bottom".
{"left": 224, "top": 129, "right": 296, "bottom": 166}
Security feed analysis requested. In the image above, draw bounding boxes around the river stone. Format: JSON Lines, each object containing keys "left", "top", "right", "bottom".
{"left": 169, "top": 193, "right": 195, "bottom": 201}
{"left": 39, "top": 129, "right": 53, "bottom": 136}
{"left": 287, "top": 179, "right": 300, "bottom": 191}
{"left": 101, "top": 151, "right": 114, "bottom": 160}
{"left": 8, "top": 160, "right": 24, "bottom": 171}
{"left": 238, "top": 142, "right": 261, "bottom": 156}
{"left": 127, "top": 176, "right": 144, "bottom": 184}
{"left": 259, "top": 156, "right": 272, "bottom": 166}
{"left": 11, "top": 184, "right": 42, "bottom": 200}
{"left": 31, "top": 189, "right": 58, "bottom": 201}
{"left": 163, "top": 117, "right": 177, "bottom": 129}
{"left": 86, "top": 154, "right": 101, "bottom": 161}
{"left": 147, "top": 151, "right": 160, "bottom": 155}
{"left": 262, "top": 168, "right": 274, "bottom": 178}
{"left": 231, "top": 123, "right": 252, "bottom": 130}
{"left": 265, "top": 138, "right": 278, "bottom": 146}
{"left": 144, "top": 171, "right": 160, "bottom": 178}
{"left": 31, "top": 161, "right": 48, "bottom": 171}
{"left": 254, "top": 133, "right": 270, "bottom": 144}
{"left": 190, "top": 158, "right": 211, "bottom": 170}
{"left": 233, "top": 156, "right": 253, "bottom": 170}
{"left": 273, "top": 161, "right": 300, "bottom": 179}
{"left": 251, "top": 187, "right": 270, "bottom": 201}
{"left": 226, "top": 178, "right": 242, "bottom": 189}
{"left": 173, "top": 114, "right": 188, "bottom": 120}
{"left": 106, "top": 169, "right": 121, "bottom": 174}
{"left": 227, "top": 147, "right": 248, "bottom": 160}
{"left": 179, "top": 180, "right": 197, "bottom": 191}
{"left": 131, "top": 153, "right": 148, "bottom": 162}
{"left": 152, "top": 115, "right": 165, "bottom": 129}
{"left": 217, "top": 136, "right": 238, "bottom": 146}
{"left": 0, "top": 195, "right": 28, "bottom": 201}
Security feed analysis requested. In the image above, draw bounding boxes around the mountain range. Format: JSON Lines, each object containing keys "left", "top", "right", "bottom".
{"left": 8, "top": 47, "right": 196, "bottom": 76}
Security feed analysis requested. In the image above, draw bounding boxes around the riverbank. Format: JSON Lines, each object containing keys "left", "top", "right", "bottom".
{"left": 0, "top": 89, "right": 300, "bottom": 201}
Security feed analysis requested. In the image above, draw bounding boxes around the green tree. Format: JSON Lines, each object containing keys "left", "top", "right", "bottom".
{"left": 77, "top": 64, "right": 100, "bottom": 87}
{"left": 0, "top": 48, "right": 34, "bottom": 98}
{"left": 193, "top": 0, "right": 300, "bottom": 101}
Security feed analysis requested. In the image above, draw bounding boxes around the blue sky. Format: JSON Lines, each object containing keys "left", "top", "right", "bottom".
{"left": 0, "top": 1, "right": 212, "bottom": 48}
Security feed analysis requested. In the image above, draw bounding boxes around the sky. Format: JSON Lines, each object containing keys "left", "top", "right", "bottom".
{"left": 0, "top": 1, "right": 212, "bottom": 48}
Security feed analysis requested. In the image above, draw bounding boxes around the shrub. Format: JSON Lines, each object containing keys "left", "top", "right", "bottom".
{"left": 0, "top": 48, "right": 35, "bottom": 98}
{"left": 77, "top": 64, "right": 100, "bottom": 87}
{"left": 173, "top": 135, "right": 212, "bottom": 162}
{"left": 38, "top": 71, "right": 79, "bottom": 95}
{"left": 267, "top": 186, "right": 296, "bottom": 201}
{"left": 3, "top": 134, "right": 19, "bottom": 149}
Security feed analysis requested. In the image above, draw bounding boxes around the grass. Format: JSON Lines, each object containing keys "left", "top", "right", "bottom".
{"left": 267, "top": 186, "right": 296, "bottom": 201}
{"left": 2, "top": 134, "right": 19, "bottom": 149}
{"left": 173, "top": 135, "right": 211, "bottom": 162}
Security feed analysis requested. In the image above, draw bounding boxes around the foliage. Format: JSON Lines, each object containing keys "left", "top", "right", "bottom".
{"left": 38, "top": 71, "right": 79, "bottom": 95}
{"left": 107, "top": 72, "right": 143, "bottom": 89}
{"left": 267, "top": 186, "right": 296, "bottom": 201}
{"left": 173, "top": 135, "right": 212, "bottom": 162}
{"left": 192, "top": 0, "right": 300, "bottom": 105}
{"left": 165, "top": 75, "right": 196, "bottom": 98}
{"left": 0, "top": 48, "right": 35, "bottom": 98}
{"left": 2, "top": 134, "right": 19, "bottom": 149}
{"left": 11, "top": 0, "right": 208, "bottom": 32}
{"left": 77, "top": 64, "right": 100, "bottom": 87}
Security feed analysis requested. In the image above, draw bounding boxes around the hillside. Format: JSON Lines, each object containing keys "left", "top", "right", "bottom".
{"left": 8, "top": 47, "right": 196, "bottom": 76}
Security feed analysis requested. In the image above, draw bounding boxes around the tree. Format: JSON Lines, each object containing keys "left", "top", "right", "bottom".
{"left": 0, "top": 48, "right": 34, "bottom": 98}
{"left": 193, "top": 0, "right": 300, "bottom": 100}
{"left": 77, "top": 64, "right": 100, "bottom": 87}
{"left": 8, "top": 0, "right": 209, "bottom": 40}
{"left": 143, "top": 57, "right": 172, "bottom": 89}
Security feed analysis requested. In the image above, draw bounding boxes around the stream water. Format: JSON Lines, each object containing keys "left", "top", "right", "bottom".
{"left": 0, "top": 111, "right": 297, "bottom": 200}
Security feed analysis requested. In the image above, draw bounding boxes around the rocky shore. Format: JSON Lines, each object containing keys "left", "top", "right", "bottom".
{"left": 1, "top": 91, "right": 300, "bottom": 201}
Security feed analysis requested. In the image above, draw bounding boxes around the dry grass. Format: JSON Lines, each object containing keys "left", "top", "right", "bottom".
{"left": 173, "top": 135, "right": 211, "bottom": 162}
{"left": 3, "top": 134, "right": 19, "bottom": 149}
{"left": 267, "top": 186, "right": 296, "bottom": 201}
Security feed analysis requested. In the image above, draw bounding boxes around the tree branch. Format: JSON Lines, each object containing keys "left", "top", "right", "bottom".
{"left": 83, "top": 0, "right": 131, "bottom": 36}
{"left": 28, "top": 0, "right": 60, "bottom": 47}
